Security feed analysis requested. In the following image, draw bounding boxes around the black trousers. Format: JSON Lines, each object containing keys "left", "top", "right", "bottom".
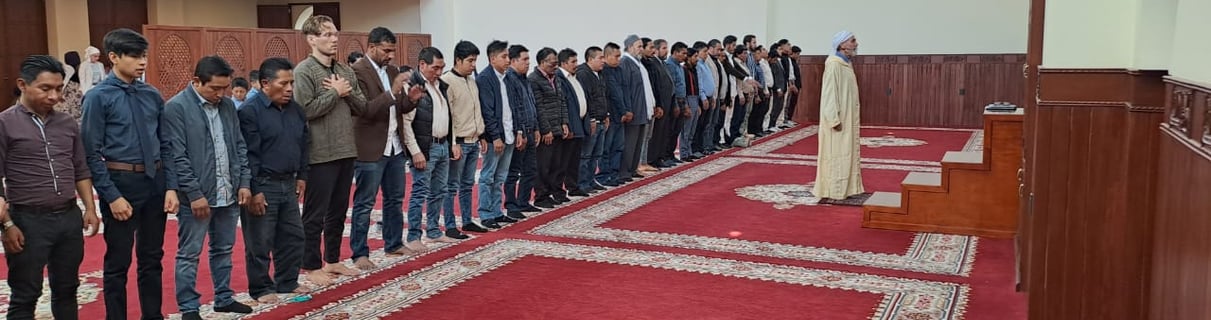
{"left": 505, "top": 139, "right": 539, "bottom": 211}
{"left": 748, "top": 93, "right": 771, "bottom": 134}
{"left": 728, "top": 97, "right": 749, "bottom": 142}
{"left": 562, "top": 137, "right": 583, "bottom": 192}
{"left": 621, "top": 124, "right": 646, "bottom": 179}
{"left": 666, "top": 104, "right": 686, "bottom": 159}
{"left": 241, "top": 176, "right": 304, "bottom": 299}
{"left": 302, "top": 158, "right": 355, "bottom": 269}
{"left": 768, "top": 92, "right": 787, "bottom": 129}
{"left": 534, "top": 137, "right": 569, "bottom": 199}
{"left": 647, "top": 111, "right": 672, "bottom": 164}
{"left": 101, "top": 170, "right": 167, "bottom": 320}
{"left": 786, "top": 90, "right": 799, "bottom": 120}
{"left": 5, "top": 206, "right": 85, "bottom": 320}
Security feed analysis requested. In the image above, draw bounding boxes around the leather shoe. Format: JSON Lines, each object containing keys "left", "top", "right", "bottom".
{"left": 445, "top": 229, "right": 470, "bottom": 240}
{"left": 482, "top": 220, "right": 502, "bottom": 229}
{"left": 534, "top": 199, "right": 556, "bottom": 208}
{"left": 182, "top": 312, "right": 202, "bottom": 320}
{"left": 462, "top": 223, "right": 490, "bottom": 233}
{"left": 553, "top": 195, "right": 572, "bottom": 203}
{"left": 496, "top": 216, "right": 519, "bottom": 224}
{"left": 522, "top": 206, "right": 542, "bottom": 212}
{"left": 506, "top": 211, "right": 527, "bottom": 220}
{"left": 215, "top": 301, "right": 253, "bottom": 314}
{"left": 568, "top": 190, "right": 590, "bottom": 197}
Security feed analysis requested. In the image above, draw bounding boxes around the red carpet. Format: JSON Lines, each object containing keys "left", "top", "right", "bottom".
{"left": 0, "top": 125, "right": 1023, "bottom": 319}
{"left": 736, "top": 126, "right": 980, "bottom": 163}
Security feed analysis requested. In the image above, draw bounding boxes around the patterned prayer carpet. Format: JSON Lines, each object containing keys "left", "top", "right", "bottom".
{"left": 0, "top": 124, "right": 1024, "bottom": 319}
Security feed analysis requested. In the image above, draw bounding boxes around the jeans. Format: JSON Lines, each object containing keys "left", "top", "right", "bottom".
{"left": 444, "top": 142, "right": 480, "bottom": 229}
{"left": 407, "top": 142, "right": 450, "bottom": 241}
{"left": 241, "top": 176, "right": 304, "bottom": 300}
{"left": 175, "top": 205, "right": 240, "bottom": 313}
{"left": 5, "top": 206, "right": 85, "bottom": 320}
{"left": 681, "top": 97, "right": 701, "bottom": 157}
{"left": 597, "top": 122, "right": 625, "bottom": 184}
{"left": 579, "top": 123, "right": 607, "bottom": 190}
{"left": 729, "top": 97, "right": 750, "bottom": 142}
{"left": 505, "top": 139, "right": 538, "bottom": 212}
{"left": 100, "top": 170, "right": 167, "bottom": 320}
{"left": 477, "top": 143, "right": 514, "bottom": 221}
{"left": 350, "top": 153, "right": 407, "bottom": 260}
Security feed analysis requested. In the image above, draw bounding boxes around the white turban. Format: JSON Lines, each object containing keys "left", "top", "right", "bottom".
{"left": 85, "top": 46, "right": 100, "bottom": 57}
{"left": 832, "top": 30, "right": 854, "bottom": 51}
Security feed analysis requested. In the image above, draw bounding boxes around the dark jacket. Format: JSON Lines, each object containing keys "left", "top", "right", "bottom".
{"left": 768, "top": 58, "right": 788, "bottom": 93}
{"left": 477, "top": 66, "right": 528, "bottom": 143}
{"left": 351, "top": 58, "right": 414, "bottom": 161}
{"left": 408, "top": 72, "right": 454, "bottom": 161}
{"left": 602, "top": 65, "right": 627, "bottom": 123}
{"left": 619, "top": 55, "right": 649, "bottom": 125}
{"left": 528, "top": 68, "right": 568, "bottom": 136}
{"left": 162, "top": 85, "right": 251, "bottom": 203}
{"left": 504, "top": 68, "right": 538, "bottom": 135}
{"left": 555, "top": 70, "right": 587, "bottom": 138}
{"left": 575, "top": 63, "right": 609, "bottom": 122}
{"left": 643, "top": 56, "right": 675, "bottom": 110}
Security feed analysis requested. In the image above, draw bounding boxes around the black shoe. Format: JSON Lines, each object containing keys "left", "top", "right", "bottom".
{"left": 568, "top": 190, "right": 590, "bottom": 197}
{"left": 496, "top": 216, "right": 519, "bottom": 224}
{"left": 445, "top": 229, "right": 470, "bottom": 240}
{"left": 602, "top": 180, "right": 621, "bottom": 187}
{"left": 215, "top": 301, "right": 253, "bottom": 314}
{"left": 522, "top": 206, "right": 542, "bottom": 212}
{"left": 462, "top": 223, "right": 490, "bottom": 233}
{"left": 182, "top": 312, "right": 202, "bottom": 320}
{"left": 592, "top": 184, "right": 607, "bottom": 191}
{"left": 534, "top": 199, "right": 556, "bottom": 208}
{"left": 553, "top": 195, "right": 572, "bottom": 203}
{"left": 482, "top": 219, "right": 503, "bottom": 229}
{"left": 506, "top": 211, "right": 528, "bottom": 220}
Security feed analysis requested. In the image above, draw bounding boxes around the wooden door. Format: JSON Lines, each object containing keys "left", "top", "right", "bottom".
{"left": 257, "top": 5, "right": 292, "bottom": 29}
{"left": 0, "top": 0, "right": 50, "bottom": 109}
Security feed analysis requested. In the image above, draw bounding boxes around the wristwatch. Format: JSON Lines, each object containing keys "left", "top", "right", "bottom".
{"left": 2, "top": 220, "right": 14, "bottom": 231}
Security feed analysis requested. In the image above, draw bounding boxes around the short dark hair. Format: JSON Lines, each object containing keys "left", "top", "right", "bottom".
{"left": 671, "top": 42, "right": 688, "bottom": 54}
{"left": 732, "top": 45, "right": 747, "bottom": 57}
{"left": 604, "top": 42, "right": 621, "bottom": 52}
{"left": 709, "top": 39, "right": 721, "bottom": 47}
{"left": 557, "top": 48, "right": 577, "bottom": 64}
{"left": 743, "top": 34, "right": 756, "bottom": 44}
{"left": 536, "top": 47, "right": 557, "bottom": 63}
{"left": 347, "top": 51, "right": 363, "bottom": 65}
{"left": 418, "top": 47, "right": 443, "bottom": 64}
{"left": 454, "top": 40, "right": 480, "bottom": 61}
{"left": 486, "top": 40, "right": 509, "bottom": 57}
{"left": 654, "top": 39, "right": 667, "bottom": 47}
{"left": 249, "top": 70, "right": 260, "bottom": 82}
{"left": 692, "top": 41, "right": 708, "bottom": 51}
{"left": 778, "top": 39, "right": 790, "bottom": 45}
{"left": 791, "top": 46, "right": 802, "bottom": 53}
{"left": 368, "top": 27, "right": 397, "bottom": 45}
{"left": 232, "top": 77, "right": 249, "bottom": 90}
{"left": 103, "top": 28, "right": 149, "bottom": 58}
{"left": 20, "top": 55, "right": 65, "bottom": 83}
{"left": 584, "top": 46, "right": 603, "bottom": 60}
{"left": 508, "top": 44, "right": 529, "bottom": 60}
{"left": 723, "top": 35, "right": 737, "bottom": 46}
{"left": 257, "top": 57, "right": 293, "bottom": 82}
{"left": 194, "top": 55, "right": 234, "bottom": 84}
{"left": 398, "top": 65, "right": 413, "bottom": 74}
{"left": 641, "top": 37, "right": 652, "bottom": 47}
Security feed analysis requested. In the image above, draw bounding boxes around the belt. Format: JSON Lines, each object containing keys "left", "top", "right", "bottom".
{"left": 455, "top": 137, "right": 478, "bottom": 144}
{"left": 433, "top": 136, "right": 448, "bottom": 144}
{"left": 259, "top": 172, "right": 296, "bottom": 180}
{"left": 11, "top": 200, "right": 76, "bottom": 215}
{"left": 106, "top": 161, "right": 161, "bottom": 173}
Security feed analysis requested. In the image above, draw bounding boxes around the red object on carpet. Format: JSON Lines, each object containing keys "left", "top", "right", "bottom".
{"left": 773, "top": 128, "right": 977, "bottom": 161}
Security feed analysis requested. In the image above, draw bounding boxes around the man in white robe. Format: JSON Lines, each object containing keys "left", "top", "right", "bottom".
{"left": 812, "top": 30, "right": 864, "bottom": 200}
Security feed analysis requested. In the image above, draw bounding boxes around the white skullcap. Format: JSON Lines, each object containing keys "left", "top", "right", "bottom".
{"left": 831, "top": 30, "right": 854, "bottom": 51}
{"left": 85, "top": 46, "right": 100, "bottom": 56}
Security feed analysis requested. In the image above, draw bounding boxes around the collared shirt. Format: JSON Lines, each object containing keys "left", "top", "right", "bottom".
{"left": 666, "top": 57, "right": 687, "bottom": 100}
{"left": 0, "top": 105, "right": 91, "bottom": 207}
{"left": 495, "top": 68, "right": 516, "bottom": 144}
{"left": 623, "top": 52, "right": 656, "bottom": 118}
{"left": 238, "top": 91, "right": 309, "bottom": 182}
{"left": 747, "top": 51, "right": 764, "bottom": 85}
{"left": 696, "top": 58, "right": 716, "bottom": 101}
{"left": 560, "top": 68, "right": 587, "bottom": 117}
{"left": 81, "top": 74, "right": 168, "bottom": 203}
{"left": 193, "top": 89, "right": 234, "bottom": 207}
{"left": 425, "top": 80, "right": 450, "bottom": 139}
{"left": 368, "top": 58, "right": 404, "bottom": 156}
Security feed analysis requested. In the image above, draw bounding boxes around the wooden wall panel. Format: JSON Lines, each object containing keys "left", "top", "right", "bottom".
{"left": 791, "top": 54, "right": 1025, "bottom": 128}
{"left": 143, "top": 26, "right": 431, "bottom": 97}
{"left": 1150, "top": 77, "right": 1211, "bottom": 320}
{"left": 1025, "top": 68, "right": 1166, "bottom": 320}
{"left": 0, "top": 0, "right": 49, "bottom": 107}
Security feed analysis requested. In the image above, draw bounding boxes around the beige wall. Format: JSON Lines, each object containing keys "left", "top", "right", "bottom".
{"left": 256, "top": 0, "right": 423, "bottom": 33}
{"left": 46, "top": 0, "right": 90, "bottom": 58}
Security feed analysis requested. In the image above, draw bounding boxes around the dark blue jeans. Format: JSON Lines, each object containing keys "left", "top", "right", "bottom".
{"left": 350, "top": 153, "right": 407, "bottom": 260}
{"left": 407, "top": 142, "right": 450, "bottom": 241}
{"left": 444, "top": 142, "right": 481, "bottom": 229}
{"left": 579, "top": 123, "right": 607, "bottom": 190}
{"left": 477, "top": 142, "right": 514, "bottom": 221}
{"left": 597, "top": 122, "right": 625, "bottom": 184}
{"left": 175, "top": 204, "right": 240, "bottom": 313}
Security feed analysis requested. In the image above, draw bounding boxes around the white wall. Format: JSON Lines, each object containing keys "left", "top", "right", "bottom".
{"left": 257, "top": 0, "right": 423, "bottom": 33}
{"left": 1042, "top": 0, "right": 1137, "bottom": 68}
{"left": 1169, "top": 0, "right": 1211, "bottom": 84}
{"left": 1132, "top": 0, "right": 1177, "bottom": 70}
{"left": 767, "top": 0, "right": 1029, "bottom": 55}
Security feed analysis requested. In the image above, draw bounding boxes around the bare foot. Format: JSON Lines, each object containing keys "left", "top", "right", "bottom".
{"left": 305, "top": 270, "right": 333, "bottom": 287}
{"left": 353, "top": 257, "right": 377, "bottom": 270}
{"left": 386, "top": 247, "right": 417, "bottom": 256}
{"left": 257, "top": 295, "right": 280, "bottom": 304}
{"left": 292, "top": 285, "right": 314, "bottom": 294}
{"left": 404, "top": 240, "right": 429, "bottom": 253}
{"left": 323, "top": 263, "right": 361, "bottom": 276}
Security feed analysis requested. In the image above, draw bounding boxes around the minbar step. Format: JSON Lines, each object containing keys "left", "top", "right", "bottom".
{"left": 864, "top": 191, "right": 902, "bottom": 209}
{"left": 903, "top": 172, "right": 941, "bottom": 187}
{"left": 942, "top": 151, "right": 983, "bottom": 165}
